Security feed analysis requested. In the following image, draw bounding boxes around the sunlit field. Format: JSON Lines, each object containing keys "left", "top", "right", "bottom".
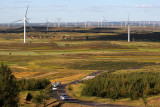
{"left": 1, "top": 27, "right": 160, "bottom": 83}
{"left": 1, "top": 39, "right": 160, "bottom": 83}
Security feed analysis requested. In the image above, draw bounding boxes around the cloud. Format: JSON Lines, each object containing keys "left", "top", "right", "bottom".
{"left": 87, "top": 6, "right": 107, "bottom": 12}
{"left": 134, "top": 5, "right": 160, "bottom": 8}
{"left": 87, "top": 5, "right": 130, "bottom": 12}
{"left": 51, "top": 4, "right": 69, "bottom": 11}
{"left": 14, "top": 0, "right": 32, "bottom": 3}
{"left": 135, "top": 5, "right": 153, "bottom": 8}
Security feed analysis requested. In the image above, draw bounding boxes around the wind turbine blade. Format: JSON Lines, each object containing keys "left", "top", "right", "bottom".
{"left": 128, "top": 13, "right": 130, "bottom": 23}
{"left": 25, "top": 5, "right": 29, "bottom": 18}
{"left": 46, "top": 18, "right": 48, "bottom": 22}
{"left": 103, "top": 16, "right": 105, "bottom": 20}
{"left": 26, "top": 21, "right": 33, "bottom": 30}
{"left": 11, "top": 19, "right": 23, "bottom": 23}
{"left": 103, "top": 16, "right": 106, "bottom": 21}
{"left": 26, "top": 18, "right": 31, "bottom": 22}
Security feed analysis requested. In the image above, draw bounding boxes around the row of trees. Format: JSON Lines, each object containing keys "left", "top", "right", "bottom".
{"left": 82, "top": 72, "right": 160, "bottom": 100}
{"left": 18, "top": 78, "right": 51, "bottom": 91}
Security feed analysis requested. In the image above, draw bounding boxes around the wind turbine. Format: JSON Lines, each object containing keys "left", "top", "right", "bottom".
{"left": 98, "top": 22, "right": 100, "bottom": 27}
{"left": 46, "top": 18, "right": 50, "bottom": 31}
{"left": 12, "top": 5, "right": 33, "bottom": 43}
{"left": 121, "top": 21, "right": 123, "bottom": 27}
{"left": 153, "top": 22, "right": 155, "bottom": 28}
{"left": 103, "top": 16, "right": 107, "bottom": 27}
{"left": 143, "top": 21, "right": 146, "bottom": 28}
{"left": 8, "top": 23, "right": 10, "bottom": 27}
{"left": 56, "top": 17, "right": 62, "bottom": 27}
{"left": 128, "top": 14, "right": 130, "bottom": 42}
{"left": 85, "top": 21, "right": 87, "bottom": 28}
{"left": 65, "top": 21, "right": 68, "bottom": 27}
{"left": 75, "top": 21, "right": 77, "bottom": 27}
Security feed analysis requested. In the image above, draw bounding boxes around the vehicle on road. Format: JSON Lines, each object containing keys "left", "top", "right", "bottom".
{"left": 52, "top": 87, "right": 57, "bottom": 91}
{"left": 60, "top": 94, "right": 69, "bottom": 100}
{"left": 52, "top": 82, "right": 61, "bottom": 88}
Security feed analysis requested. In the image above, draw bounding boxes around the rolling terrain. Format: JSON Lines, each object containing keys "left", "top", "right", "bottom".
{"left": 1, "top": 26, "right": 160, "bottom": 106}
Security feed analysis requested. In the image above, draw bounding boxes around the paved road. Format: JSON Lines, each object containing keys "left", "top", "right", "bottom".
{"left": 52, "top": 71, "right": 133, "bottom": 107}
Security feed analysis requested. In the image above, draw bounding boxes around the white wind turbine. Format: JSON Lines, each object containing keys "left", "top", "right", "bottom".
{"left": 103, "top": 16, "right": 107, "bottom": 27}
{"left": 127, "top": 14, "right": 130, "bottom": 42}
{"left": 121, "top": 21, "right": 123, "bottom": 27}
{"left": 85, "top": 21, "right": 88, "bottom": 28}
{"left": 75, "top": 21, "right": 77, "bottom": 27}
{"left": 56, "top": 17, "right": 62, "bottom": 27}
{"left": 12, "top": 5, "right": 33, "bottom": 43}
{"left": 66, "top": 21, "right": 68, "bottom": 27}
{"left": 46, "top": 18, "right": 50, "bottom": 31}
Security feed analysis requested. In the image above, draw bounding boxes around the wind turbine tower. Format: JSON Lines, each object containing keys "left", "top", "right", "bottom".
{"left": 46, "top": 18, "right": 50, "bottom": 31}
{"left": 75, "top": 21, "right": 77, "bottom": 27}
{"left": 66, "top": 21, "right": 68, "bottom": 27}
{"left": 98, "top": 22, "right": 100, "bottom": 27}
{"left": 85, "top": 21, "right": 87, "bottom": 28}
{"left": 56, "top": 18, "right": 62, "bottom": 27}
{"left": 143, "top": 21, "right": 146, "bottom": 28}
{"left": 153, "top": 22, "right": 155, "bottom": 28}
{"left": 121, "top": 21, "right": 123, "bottom": 27}
{"left": 128, "top": 14, "right": 130, "bottom": 42}
{"left": 12, "top": 5, "right": 33, "bottom": 43}
{"left": 103, "top": 16, "right": 107, "bottom": 27}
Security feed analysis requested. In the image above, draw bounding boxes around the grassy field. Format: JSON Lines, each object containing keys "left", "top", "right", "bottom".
{"left": 1, "top": 27, "right": 160, "bottom": 106}
{"left": 1, "top": 40, "right": 160, "bottom": 83}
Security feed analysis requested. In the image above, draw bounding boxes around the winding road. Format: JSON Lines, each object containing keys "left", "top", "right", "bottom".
{"left": 52, "top": 71, "right": 134, "bottom": 107}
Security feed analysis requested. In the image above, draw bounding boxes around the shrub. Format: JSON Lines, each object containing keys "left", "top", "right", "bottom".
{"left": 26, "top": 93, "right": 33, "bottom": 101}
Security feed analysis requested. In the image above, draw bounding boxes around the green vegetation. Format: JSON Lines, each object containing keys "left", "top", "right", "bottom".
{"left": 68, "top": 61, "right": 155, "bottom": 71}
{"left": 32, "top": 89, "right": 50, "bottom": 106}
{"left": 0, "top": 64, "right": 19, "bottom": 106}
{"left": 82, "top": 72, "right": 160, "bottom": 100}
{"left": 18, "top": 78, "right": 51, "bottom": 91}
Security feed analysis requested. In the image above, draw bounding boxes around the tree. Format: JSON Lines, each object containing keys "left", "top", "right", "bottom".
{"left": 0, "top": 63, "right": 19, "bottom": 107}
{"left": 32, "top": 87, "right": 51, "bottom": 107}
{"left": 26, "top": 93, "right": 33, "bottom": 101}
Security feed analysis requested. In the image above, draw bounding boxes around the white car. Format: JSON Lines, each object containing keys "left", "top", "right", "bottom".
{"left": 53, "top": 84, "right": 58, "bottom": 88}
{"left": 52, "top": 87, "right": 57, "bottom": 91}
{"left": 60, "top": 94, "right": 69, "bottom": 100}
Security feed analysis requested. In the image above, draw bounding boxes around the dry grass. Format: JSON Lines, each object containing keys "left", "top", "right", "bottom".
{"left": 61, "top": 103, "right": 91, "bottom": 107}
{"left": 50, "top": 71, "right": 92, "bottom": 84}
{"left": 114, "top": 64, "right": 160, "bottom": 74}
{"left": 13, "top": 72, "right": 38, "bottom": 78}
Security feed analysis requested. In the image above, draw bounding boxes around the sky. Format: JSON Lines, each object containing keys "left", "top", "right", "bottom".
{"left": 0, "top": 0, "right": 160, "bottom": 23}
